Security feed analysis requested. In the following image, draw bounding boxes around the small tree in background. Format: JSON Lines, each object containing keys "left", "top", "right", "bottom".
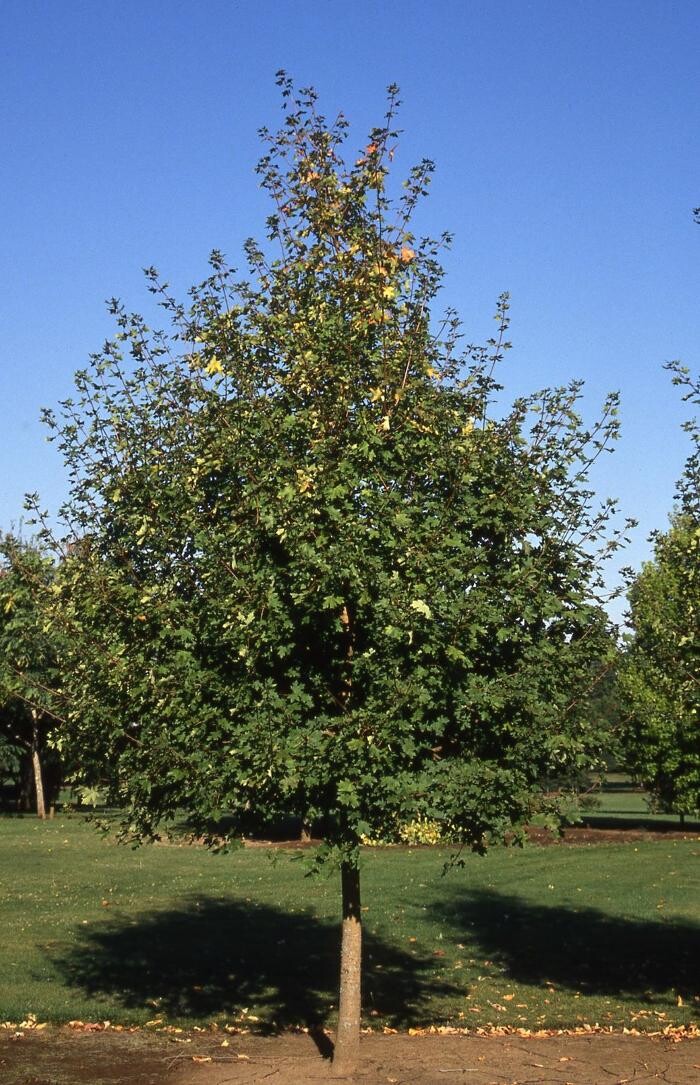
{"left": 619, "top": 365, "right": 699, "bottom": 822}
{"left": 0, "top": 700, "right": 25, "bottom": 803}
{"left": 0, "top": 534, "right": 63, "bottom": 817}
{"left": 32, "top": 79, "right": 628, "bottom": 1073}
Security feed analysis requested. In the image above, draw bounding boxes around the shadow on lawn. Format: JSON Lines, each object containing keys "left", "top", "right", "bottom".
{"left": 432, "top": 888, "right": 700, "bottom": 1005}
{"left": 51, "top": 895, "right": 457, "bottom": 1029}
{"left": 580, "top": 814, "right": 700, "bottom": 832}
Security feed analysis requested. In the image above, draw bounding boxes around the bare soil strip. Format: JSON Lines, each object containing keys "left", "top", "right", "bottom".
{"left": 2, "top": 1028, "right": 699, "bottom": 1085}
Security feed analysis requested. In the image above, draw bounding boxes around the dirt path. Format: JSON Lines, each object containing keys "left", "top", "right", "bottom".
{"left": 2, "top": 1028, "right": 698, "bottom": 1085}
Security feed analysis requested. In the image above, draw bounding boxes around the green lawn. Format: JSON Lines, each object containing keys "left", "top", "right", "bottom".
{"left": 1, "top": 815, "right": 698, "bottom": 1032}
{"left": 579, "top": 775, "right": 700, "bottom": 831}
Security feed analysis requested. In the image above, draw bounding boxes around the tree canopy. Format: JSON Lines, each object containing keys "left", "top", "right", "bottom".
{"left": 619, "top": 366, "right": 699, "bottom": 819}
{"left": 0, "top": 534, "right": 63, "bottom": 816}
{"left": 32, "top": 79, "right": 627, "bottom": 1072}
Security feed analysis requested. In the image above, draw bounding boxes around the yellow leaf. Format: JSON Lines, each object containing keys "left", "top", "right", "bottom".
{"left": 380, "top": 416, "right": 391, "bottom": 431}
{"left": 205, "top": 357, "right": 224, "bottom": 376}
{"left": 400, "top": 246, "right": 415, "bottom": 264}
{"left": 296, "top": 470, "right": 314, "bottom": 494}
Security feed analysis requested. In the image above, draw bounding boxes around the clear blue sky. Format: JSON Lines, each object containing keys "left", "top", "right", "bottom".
{"left": 1, "top": 0, "right": 698, "bottom": 620}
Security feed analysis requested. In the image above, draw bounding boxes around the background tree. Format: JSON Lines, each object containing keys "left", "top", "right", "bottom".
{"left": 619, "top": 366, "right": 699, "bottom": 821}
{"left": 33, "top": 79, "right": 627, "bottom": 1074}
{"left": 570, "top": 634, "right": 626, "bottom": 786}
{"left": 0, "top": 534, "right": 63, "bottom": 816}
{"left": 0, "top": 701, "right": 25, "bottom": 806}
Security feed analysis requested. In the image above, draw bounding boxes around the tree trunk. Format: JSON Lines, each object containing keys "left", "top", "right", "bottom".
{"left": 333, "top": 861, "right": 362, "bottom": 1077}
{"left": 31, "top": 713, "right": 46, "bottom": 820}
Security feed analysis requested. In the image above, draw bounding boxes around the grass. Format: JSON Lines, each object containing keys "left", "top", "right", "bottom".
{"left": 578, "top": 775, "right": 700, "bottom": 831}
{"left": 0, "top": 814, "right": 698, "bottom": 1033}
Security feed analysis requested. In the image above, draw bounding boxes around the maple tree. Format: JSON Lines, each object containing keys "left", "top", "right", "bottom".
{"left": 32, "top": 77, "right": 627, "bottom": 1073}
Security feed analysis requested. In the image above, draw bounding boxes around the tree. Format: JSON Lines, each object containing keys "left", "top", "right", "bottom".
{"left": 578, "top": 636, "right": 626, "bottom": 774}
{"left": 0, "top": 534, "right": 63, "bottom": 817}
{"left": 619, "top": 367, "right": 699, "bottom": 821}
{"left": 33, "top": 79, "right": 626, "bottom": 1074}
{"left": 0, "top": 701, "right": 25, "bottom": 803}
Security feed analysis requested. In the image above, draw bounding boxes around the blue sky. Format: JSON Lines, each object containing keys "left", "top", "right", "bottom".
{"left": 1, "top": 0, "right": 698, "bottom": 620}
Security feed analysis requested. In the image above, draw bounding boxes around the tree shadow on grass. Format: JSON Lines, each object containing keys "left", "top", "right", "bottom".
{"left": 50, "top": 895, "right": 458, "bottom": 1031}
{"left": 580, "top": 814, "right": 700, "bottom": 832}
{"left": 432, "top": 887, "right": 700, "bottom": 1006}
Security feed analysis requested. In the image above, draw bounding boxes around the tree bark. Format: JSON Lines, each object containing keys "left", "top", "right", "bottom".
{"left": 332, "top": 860, "right": 362, "bottom": 1077}
{"left": 31, "top": 713, "right": 46, "bottom": 820}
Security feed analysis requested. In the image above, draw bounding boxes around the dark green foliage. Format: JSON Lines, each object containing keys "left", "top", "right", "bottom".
{"left": 0, "top": 702, "right": 24, "bottom": 792}
{"left": 619, "top": 363, "right": 699, "bottom": 817}
{"left": 0, "top": 535, "right": 63, "bottom": 810}
{"left": 33, "top": 81, "right": 625, "bottom": 855}
{"left": 619, "top": 515, "right": 699, "bottom": 816}
{"left": 583, "top": 645, "right": 626, "bottom": 771}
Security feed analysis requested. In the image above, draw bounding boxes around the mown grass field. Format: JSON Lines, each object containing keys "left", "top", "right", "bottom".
{"left": 1, "top": 815, "right": 698, "bottom": 1033}
{"left": 579, "top": 775, "right": 700, "bottom": 831}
